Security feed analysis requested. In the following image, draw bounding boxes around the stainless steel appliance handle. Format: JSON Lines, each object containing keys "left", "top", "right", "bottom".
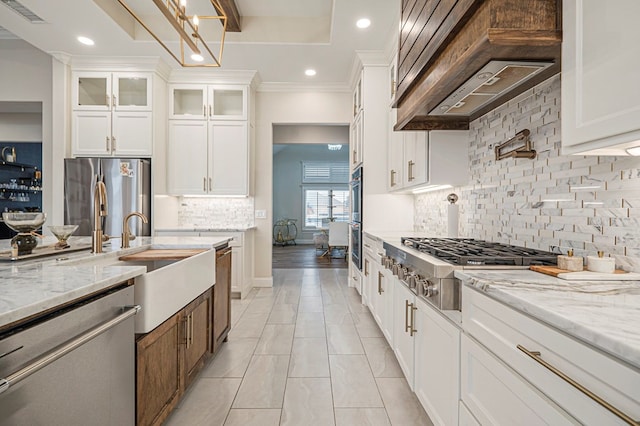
{"left": 0, "top": 305, "right": 141, "bottom": 396}
{"left": 517, "top": 345, "right": 639, "bottom": 425}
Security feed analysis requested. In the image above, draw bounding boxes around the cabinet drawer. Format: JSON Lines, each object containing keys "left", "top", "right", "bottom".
{"left": 463, "top": 286, "right": 640, "bottom": 425}
{"left": 461, "top": 334, "right": 576, "bottom": 425}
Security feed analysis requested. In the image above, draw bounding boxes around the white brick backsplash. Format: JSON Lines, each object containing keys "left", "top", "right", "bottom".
{"left": 413, "top": 74, "right": 640, "bottom": 271}
{"left": 176, "top": 197, "right": 255, "bottom": 229}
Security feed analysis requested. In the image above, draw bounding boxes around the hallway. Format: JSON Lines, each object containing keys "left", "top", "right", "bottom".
{"left": 165, "top": 268, "right": 432, "bottom": 425}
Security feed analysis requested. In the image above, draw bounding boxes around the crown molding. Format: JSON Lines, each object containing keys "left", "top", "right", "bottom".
{"left": 49, "top": 51, "right": 72, "bottom": 65}
{"left": 347, "top": 50, "right": 389, "bottom": 90}
{"left": 69, "top": 56, "right": 172, "bottom": 78}
{"left": 169, "top": 68, "right": 258, "bottom": 86}
{"left": 257, "top": 82, "right": 349, "bottom": 93}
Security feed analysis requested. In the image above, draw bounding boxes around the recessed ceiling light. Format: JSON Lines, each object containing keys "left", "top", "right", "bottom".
{"left": 626, "top": 145, "right": 640, "bottom": 156}
{"left": 356, "top": 18, "right": 371, "bottom": 29}
{"left": 305, "top": 69, "right": 317, "bottom": 77}
{"left": 77, "top": 36, "right": 94, "bottom": 46}
{"left": 191, "top": 53, "right": 204, "bottom": 62}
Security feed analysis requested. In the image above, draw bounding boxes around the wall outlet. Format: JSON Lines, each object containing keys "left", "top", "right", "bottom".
{"left": 255, "top": 209, "right": 267, "bottom": 219}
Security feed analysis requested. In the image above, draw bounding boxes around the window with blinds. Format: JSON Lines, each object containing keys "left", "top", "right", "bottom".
{"left": 302, "top": 161, "right": 349, "bottom": 184}
{"left": 301, "top": 161, "right": 350, "bottom": 228}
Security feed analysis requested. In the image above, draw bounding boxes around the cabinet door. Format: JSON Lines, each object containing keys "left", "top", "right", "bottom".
{"left": 72, "top": 111, "right": 112, "bottom": 156}
{"left": 362, "top": 254, "right": 374, "bottom": 309}
{"left": 168, "top": 120, "right": 208, "bottom": 195}
{"left": 183, "top": 291, "right": 211, "bottom": 389}
{"left": 208, "top": 85, "right": 247, "bottom": 120}
{"left": 170, "top": 84, "right": 207, "bottom": 119}
{"left": 562, "top": 1, "right": 640, "bottom": 154}
{"left": 387, "top": 109, "right": 404, "bottom": 191}
{"left": 113, "top": 73, "right": 152, "bottom": 111}
{"left": 73, "top": 72, "right": 111, "bottom": 111}
{"left": 350, "top": 112, "right": 363, "bottom": 169}
{"left": 112, "top": 111, "right": 152, "bottom": 156}
{"left": 213, "top": 247, "right": 232, "bottom": 353}
{"left": 381, "top": 267, "right": 395, "bottom": 345}
{"left": 136, "top": 313, "right": 182, "bottom": 426}
{"left": 460, "top": 334, "right": 577, "bottom": 426}
{"left": 393, "top": 281, "right": 415, "bottom": 388}
{"left": 209, "top": 121, "right": 248, "bottom": 195}
{"left": 403, "top": 131, "right": 428, "bottom": 186}
{"left": 231, "top": 246, "right": 243, "bottom": 294}
{"left": 414, "top": 298, "right": 460, "bottom": 426}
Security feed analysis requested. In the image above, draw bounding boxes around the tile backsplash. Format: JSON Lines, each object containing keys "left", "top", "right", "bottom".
{"left": 173, "top": 197, "right": 255, "bottom": 229}
{"left": 414, "top": 75, "right": 640, "bottom": 272}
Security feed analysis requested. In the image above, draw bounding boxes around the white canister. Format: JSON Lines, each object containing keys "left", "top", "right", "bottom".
{"left": 586, "top": 254, "right": 616, "bottom": 273}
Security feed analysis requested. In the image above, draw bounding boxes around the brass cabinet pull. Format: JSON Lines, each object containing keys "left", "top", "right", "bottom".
{"left": 405, "top": 300, "right": 410, "bottom": 333}
{"left": 203, "top": 104, "right": 206, "bottom": 116}
{"left": 517, "top": 345, "right": 639, "bottom": 425}
{"left": 378, "top": 272, "right": 383, "bottom": 295}
{"left": 111, "top": 136, "right": 116, "bottom": 152}
{"left": 364, "top": 259, "right": 369, "bottom": 276}
{"left": 106, "top": 94, "right": 110, "bottom": 108}
{"left": 409, "top": 304, "right": 417, "bottom": 336}
{"left": 106, "top": 136, "right": 110, "bottom": 151}
{"left": 209, "top": 177, "right": 212, "bottom": 191}
{"left": 203, "top": 177, "right": 207, "bottom": 192}
{"left": 390, "top": 169, "right": 396, "bottom": 187}
{"left": 353, "top": 150, "right": 356, "bottom": 164}
{"left": 209, "top": 105, "right": 212, "bottom": 117}
{"left": 190, "top": 313, "right": 194, "bottom": 347}
{"left": 408, "top": 161, "right": 415, "bottom": 181}
{"left": 112, "top": 95, "right": 117, "bottom": 108}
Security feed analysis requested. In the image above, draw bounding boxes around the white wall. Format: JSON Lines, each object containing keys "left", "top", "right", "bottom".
{"left": 0, "top": 40, "right": 54, "bottom": 223}
{"left": 273, "top": 144, "right": 349, "bottom": 242}
{"left": 254, "top": 90, "right": 351, "bottom": 285}
{"left": 0, "top": 112, "right": 42, "bottom": 142}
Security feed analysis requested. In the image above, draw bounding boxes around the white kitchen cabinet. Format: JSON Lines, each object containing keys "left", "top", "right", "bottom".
{"left": 561, "top": 1, "right": 640, "bottom": 155}
{"left": 350, "top": 111, "right": 363, "bottom": 170}
{"left": 170, "top": 84, "right": 247, "bottom": 120}
{"left": 460, "top": 334, "right": 576, "bottom": 425}
{"left": 387, "top": 109, "right": 405, "bottom": 191}
{"left": 458, "top": 401, "right": 480, "bottom": 426}
{"left": 349, "top": 264, "right": 362, "bottom": 295}
{"left": 386, "top": 128, "right": 469, "bottom": 193}
{"left": 463, "top": 285, "right": 640, "bottom": 425}
{"left": 413, "top": 297, "right": 460, "bottom": 426}
{"left": 167, "top": 121, "right": 248, "bottom": 196}
{"left": 393, "top": 280, "right": 415, "bottom": 389}
{"left": 72, "top": 71, "right": 153, "bottom": 157}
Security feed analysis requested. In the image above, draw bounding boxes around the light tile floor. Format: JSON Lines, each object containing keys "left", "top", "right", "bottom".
{"left": 165, "top": 268, "right": 433, "bottom": 426}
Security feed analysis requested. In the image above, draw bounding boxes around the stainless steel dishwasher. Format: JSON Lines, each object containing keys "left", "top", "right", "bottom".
{"left": 0, "top": 284, "right": 140, "bottom": 425}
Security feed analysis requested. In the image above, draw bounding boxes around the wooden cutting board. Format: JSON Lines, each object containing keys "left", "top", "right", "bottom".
{"left": 530, "top": 265, "right": 640, "bottom": 281}
{"left": 119, "top": 249, "right": 208, "bottom": 261}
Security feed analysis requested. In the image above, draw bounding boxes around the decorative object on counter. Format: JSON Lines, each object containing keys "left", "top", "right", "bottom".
{"left": 273, "top": 219, "right": 297, "bottom": 246}
{"left": 48, "top": 225, "right": 79, "bottom": 249}
{"left": 557, "top": 249, "right": 583, "bottom": 272}
{"left": 447, "top": 193, "right": 459, "bottom": 238}
{"left": 1, "top": 146, "right": 16, "bottom": 163}
{"left": 114, "top": 0, "right": 228, "bottom": 67}
{"left": 587, "top": 251, "right": 616, "bottom": 273}
{"left": 3, "top": 212, "right": 46, "bottom": 255}
{"left": 494, "top": 129, "right": 537, "bottom": 160}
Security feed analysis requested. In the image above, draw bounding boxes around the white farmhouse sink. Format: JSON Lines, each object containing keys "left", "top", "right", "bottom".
{"left": 57, "top": 248, "right": 216, "bottom": 333}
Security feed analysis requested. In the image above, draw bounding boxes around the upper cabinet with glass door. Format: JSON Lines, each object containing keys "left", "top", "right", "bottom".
{"left": 170, "top": 84, "right": 247, "bottom": 120}
{"left": 72, "top": 72, "right": 152, "bottom": 112}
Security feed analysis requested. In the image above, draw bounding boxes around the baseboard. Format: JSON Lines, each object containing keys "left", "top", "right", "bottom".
{"left": 253, "top": 277, "right": 273, "bottom": 287}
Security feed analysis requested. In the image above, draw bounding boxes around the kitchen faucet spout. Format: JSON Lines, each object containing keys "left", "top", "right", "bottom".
{"left": 121, "top": 212, "right": 148, "bottom": 249}
{"left": 91, "top": 180, "right": 108, "bottom": 253}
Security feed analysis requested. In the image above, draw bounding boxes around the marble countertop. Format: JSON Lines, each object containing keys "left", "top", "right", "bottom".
{"left": 455, "top": 269, "right": 640, "bottom": 369}
{"left": 0, "top": 235, "right": 232, "bottom": 330}
{"left": 155, "top": 226, "right": 256, "bottom": 232}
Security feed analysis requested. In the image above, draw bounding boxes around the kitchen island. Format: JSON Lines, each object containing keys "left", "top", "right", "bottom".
{"left": 0, "top": 235, "right": 232, "bottom": 331}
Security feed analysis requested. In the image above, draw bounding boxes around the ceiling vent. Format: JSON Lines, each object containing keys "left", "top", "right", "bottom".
{"left": 1, "top": 0, "right": 45, "bottom": 23}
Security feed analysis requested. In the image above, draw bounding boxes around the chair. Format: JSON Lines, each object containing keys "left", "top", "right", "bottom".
{"left": 327, "top": 221, "right": 349, "bottom": 261}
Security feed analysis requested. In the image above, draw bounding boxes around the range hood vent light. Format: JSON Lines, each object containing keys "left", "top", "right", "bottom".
{"left": 429, "top": 61, "right": 554, "bottom": 117}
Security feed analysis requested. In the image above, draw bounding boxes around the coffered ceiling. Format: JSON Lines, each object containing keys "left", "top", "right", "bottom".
{"left": 0, "top": 0, "right": 399, "bottom": 88}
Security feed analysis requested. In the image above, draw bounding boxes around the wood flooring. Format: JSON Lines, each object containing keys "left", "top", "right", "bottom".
{"left": 272, "top": 244, "right": 348, "bottom": 269}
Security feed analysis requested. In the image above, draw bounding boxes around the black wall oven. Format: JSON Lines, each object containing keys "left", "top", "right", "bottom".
{"left": 350, "top": 166, "right": 362, "bottom": 270}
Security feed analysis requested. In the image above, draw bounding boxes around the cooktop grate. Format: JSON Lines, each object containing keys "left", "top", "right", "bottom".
{"left": 401, "top": 237, "right": 557, "bottom": 266}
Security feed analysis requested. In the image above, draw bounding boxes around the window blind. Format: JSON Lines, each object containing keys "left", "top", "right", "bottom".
{"left": 302, "top": 161, "right": 349, "bottom": 184}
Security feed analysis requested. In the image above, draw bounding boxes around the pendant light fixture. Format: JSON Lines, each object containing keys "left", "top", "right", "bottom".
{"left": 115, "top": 0, "right": 227, "bottom": 67}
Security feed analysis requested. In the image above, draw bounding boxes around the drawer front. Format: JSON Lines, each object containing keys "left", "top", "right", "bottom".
{"left": 461, "top": 334, "right": 577, "bottom": 425}
{"left": 462, "top": 286, "right": 640, "bottom": 425}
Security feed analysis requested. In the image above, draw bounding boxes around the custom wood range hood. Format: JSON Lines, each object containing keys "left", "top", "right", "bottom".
{"left": 394, "top": 0, "right": 562, "bottom": 131}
